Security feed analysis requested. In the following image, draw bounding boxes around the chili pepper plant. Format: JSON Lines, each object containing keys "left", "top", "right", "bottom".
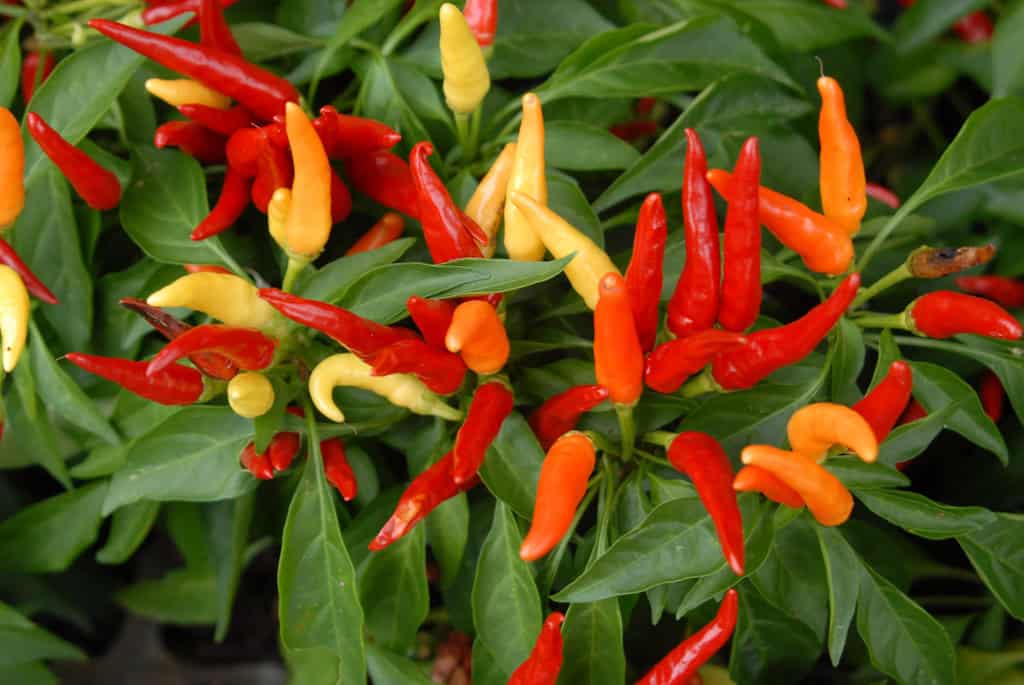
{"left": 0, "top": 0, "right": 1023, "bottom": 683}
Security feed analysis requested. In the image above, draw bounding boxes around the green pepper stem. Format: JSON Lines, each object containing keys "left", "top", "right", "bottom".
{"left": 851, "top": 261, "right": 912, "bottom": 310}
{"left": 679, "top": 370, "right": 717, "bottom": 398}
{"left": 282, "top": 257, "right": 308, "bottom": 293}
{"left": 850, "top": 310, "right": 911, "bottom": 331}
{"left": 641, "top": 431, "right": 675, "bottom": 450}
{"left": 615, "top": 403, "right": 636, "bottom": 462}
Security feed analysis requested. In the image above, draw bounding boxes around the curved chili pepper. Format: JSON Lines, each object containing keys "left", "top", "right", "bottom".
{"left": 410, "top": 142, "right": 483, "bottom": 263}
{"left": 528, "top": 385, "right": 609, "bottom": 451}
{"left": 242, "top": 405, "right": 303, "bottom": 477}
{"left": 322, "top": 438, "right": 357, "bottom": 501}
{"left": 852, "top": 360, "right": 912, "bottom": 442}
{"left": 668, "top": 432, "right": 745, "bottom": 575}
{"left": 120, "top": 298, "right": 238, "bottom": 379}
{"left": 505, "top": 93, "right": 547, "bottom": 262}
{"left": 283, "top": 102, "right": 333, "bottom": 259}
{"left": 89, "top": 19, "right": 298, "bottom": 121}
{"left": 668, "top": 129, "right": 719, "bottom": 338}
{"left": 909, "top": 245, "right": 995, "bottom": 279}
{"left": 145, "top": 78, "right": 231, "bottom": 109}
{"left": 179, "top": 104, "right": 253, "bottom": 136}
{"left": 199, "top": 0, "right": 241, "bottom": 55}
{"left": 709, "top": 273, "right": 859, "bottom": 391}
{"left": 717, "top": 137, "right": 761, "bottom": 332}
{"left": 508, "top": 612, "right": 565, "bottom": 685}
{"left": 370, "top": 450, "right": 477, "bottom": 550}
{"left": 0, "top": 108, "right": 23, "bottom": 230}
{"left": 644, "top": 330, "right": 747, "bottom": 394}
{"left": 463, "top": 0, "right": 497, "bottom": 49}
{"left": 787, "top": 402, "right": 878, "bottom": 463}
{"left": 20, "top": 52, "right": 55, "bottom": 103}
{"left": 313, "top": 106, "right": 401, "bottom": 159}
{"left": 707, "top": 170, "right": 853, "bottom": 275}
{"left": 227, "top": 371, "right": 274, "bottom": 418}
{"left": 142, "top": 0, "right": 239, "bottom": 26}
{"left": 345, "top": 213, "right": 405, "bottom": 256}
{"left": 66, "top": 353, "right": 205, "bottom": 405}
{"left": 154, "top": 121, "right": 227, "bottom": 164}
{"left": 625, "top": 193, "right": 667, "bottom": 352}
{"left": 520, "top": 432, "right": 596, "bottom": 562}
{"left": 955, "top": 275, "right": 1024, "bottom": 309}
{"left": 26, "top": 112, "right": 122, "bottom": 211}
{"left": 226, "top": 127, "right": 265, "bottom": 177}
{"left": 452, "top": 380, "right": 514, "bottom": 484}
{"left": 445, "top": 299, "right": 509, "bottom": 375}
{"left": 595, "top": 272, "right": 644, "bottom": 406}
{"left": 191, "top": 169, "right": 250, "bottom": 240}
{"left": 369, "top": 339, "right": 467, "bottom": 395}
{"left": 344, "top": 150, "right": 419, "bottom": 218}
{"left": 733, "top": 465, "right": 804, "bottom": 509}
{"left": 979, "top": 371, "right": 1004, "bottom": 423}
{"left": 818, "top": 75, "right": 865, "bottom": 235}
{"left": 740, "top": 445, "right": 853, "bottom": 526}
{"left": 406, "top": 296, "right": 455, "bottom": 350}
{"left": 908, "top": 292, "right": 1022, "bottom": 340}
{"left": 637, "top": 588, "right": 738, "bottom": 685}
{"left": 465, "top": 142, "right": 516, "bottom": 257}
{"left": 0, "top": 267, "right": 28, "bottom": 372}
{"left": 259, "top": 289, "right": 416, "bottom": 359}
{"left": 146, "top": 324, "right": 276, "bottom": 376}
{"left": 440, "top": 2, "right": 490, "bottom": 115}
{"left": 865, "top": 182, "right": 900, "bottom": 209}
{"left": 149, "top": 272, "right": 283, "bottom": 332}
{"left": 0, "top": 238, "right": 57, "bottom": 304}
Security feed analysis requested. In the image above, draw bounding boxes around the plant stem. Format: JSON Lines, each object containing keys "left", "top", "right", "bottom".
{"left": 851, "top": 262, "right": 912, "bottom": 309}
{"left": 679, "top": 370, "right": 717, "bottom": 398}
{"left": 641, "top": 431, "right": 675, "bottom": 449}
{"left": 282, "top": 257, "right": 308, "bottom": 292}
{"left": 615, "top": 403, "right": 636, "bottom": 461}
{"left": 849, "top": 311, "right": 909, "bottom": 331}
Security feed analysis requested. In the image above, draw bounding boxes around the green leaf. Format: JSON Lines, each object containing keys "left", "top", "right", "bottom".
{"left": 957, "top": 513, "right": 1024, "bottom": 620}
{"left": 853, "top": 489, "right": 997, "bottom": 540}
{"left": 279, "top": 440, "right": 366, "bottom": 682}
{"left": 825, "top": 459, "right": 911, "bottom": 490}
{"left": 8, "top": 357, "right": 71, "bottom": 488}
{"left": 557, "top": 599, "right": 625, "bottom": 685}
{"left": 297, "top": 238, "right": 415, "bottom": 302}
{"left": 0, "top": 482, "right": 107, "bottom": 574}
{"left": 359, "top": 526, "right": 429, "bottom": 652}
{"left": 276, "top": 0, "right": 344, "bottom": 40}
{"left": 0, "top": 662, "right": 57, "bottom": 685}
{"left": 102, "top": 407, "right": 256, "bottom": 514}
{"left": 117, "top": 569, "right": 218, "bottom": 625}
{"left": 856, "top": 566, "right": 956, "bottom": 685}
{"left": 831, "top": 319, "right": 865, "bottom": 406}
{"left": 478, "top": 412, "right": 545, "bottom": 518}
{"left": 96, "top": 500, "right": 160, "bottom": 565}
{"left": 994, "top": 1, "right": 1024, "bottom": 97}
{"left": 312, "top": 0, "right": 404, "bottom": 95}
{"left": 234, "top": 22, "right": 324, "bottom": 59}
{"left": 729, "top": 583, "right": 822, "bottom": 684}
{"left": 0, "top": 20, "right": 22, "bottom": 109}
{"left": 203, "top": 495, "right": 254, "bottom": 642}
{"left": 356, "top": 52, "right": 449, "bottom": 146}
{"left": 426, "top": 492, "right": 469, "bottom": 588}
{"left": 366, "top": 644, "right": 434, "bottom": 685}
{"left": 815, "top": 526, "right": 861, "bottom": 666}
{"left": 548, "top": 173, "right": 603, "bottom": 247}
{"left": 893, "top": 0, "right": 991, "bottom": 53}
{"left": 0, "top": 601, "right": 85, "bottom": 666}
{"left": 958, "top": 336, "right": 1024, "bottom": 426}
{"left": 727, "top": 1, "right": 886, "bottom": 51}
{"left": 472, "top": 503, "right": 542, "bottom": 681}
{"left": 545, "top": 121, "right": 640, "bottom": 171}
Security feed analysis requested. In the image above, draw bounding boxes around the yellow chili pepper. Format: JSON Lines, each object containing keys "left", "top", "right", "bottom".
{"left": 504, "top": 93, "right": 547, "bottom": 261}
{"left": 227, "top": 372, "right": 275, "bottom": 418}
{"left": 0, "top": 266, "right": 28, "bottom": 372}
{"left": 309, "top": 353, "right": 463, "bottom": 423}
{"left": 147, "top": 272, "right": 283, "bottom": 334}
{"left": 0, "top": 107, "right": 24, "bottom": 230}
{"left": 741, "top": 444, "right": 853, "bottom": 527}
{"left": 144, "top": 78, "right": 231, "bottom": 109}
{"left": 465, "top": 142, "right": 516, "bottom": 257}
{"left": 283, "top": 102, "right": 332, "bottom": 260}
{"left": 268, "top": 187, "right": 291, "bottom": 248}
{"left": 509, "top": 191, "right": 620, "bottom": 309}
{"left": 787, "top": 402, "right": 878, "bottom": 463}
{"left": 439, "top": 3, "right": 490, "bottom": 115}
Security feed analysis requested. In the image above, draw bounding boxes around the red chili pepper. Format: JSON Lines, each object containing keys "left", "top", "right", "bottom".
{"left": 625, "top": 193, "right": 667, "bottom": 352}
{"left": 369, "top": 339, "right": 467, "bottom": 395}
{"left": 409, "top": 142, "right": 483, "bottom": 263}
{"left": 89, "top": 18, "right": 297, "bottom": 121}
{"left": 178, "top": 104, "right": 252, "bottom": 136}
{"left": 225, "top": 128, "right": 265, "bottom": 177}
{"left": 852, "top": 360, "right": 912, "bottom": 443}
{"left": 733, "top": 465, "right": 804, "bottom": 509}
{"left": 463, "top": 0, "right": 498, "bottom": 48}
{"left": 142, "top": 0, "right": 239, "bottom": 26}
{"left": 668, "top": 432, "right": 744, "bottom": 575}
{"left": 595, "top": 272, "right": 644, "bottom": 406}
{"left": 0, "top": 238, "right": 57, "bottom": 304}
{"left": 452, "top": 380, "right": 514, "bottom": 484}
{"left": 370, "top": 450, "right": 477, "bottom": 550}
{"left": 119, "top": 297, "right": 239, "bottom": 379}
{"left": 322, "top": 438, "right": 357, "bottom": 501}
{"left": 154, "top": 121, "right": 227, "bottom": 164}
{"left": 65, "top": 353, "right": 205, "bottom": 405}
{"left": 345, "top": 213, "right": 405, "bottom": 256}
{"left": 609, "top": 120, "right": 659, "bottom": 141}
{"left": 259, "top": 288, "right": 418, "bottom": 359}
{"left": 330, "top": 167, "right": 353, "bottom": 224}
{"left": 909, "top": 292, "right": 1022, "bottom": 340}
{"left": 645, "top": 330, "right": 747, "bottom": 394}
{"left": 508, "top": 612, "right": 565, "bottom": 685}
{"left": 240, "top": 442, "right": 274, "bottom": 479}
{"left": 979, "top": 371, "right": 1004, "bottom": 423}
{"left": 821, "top": 0, "right": 847, "bottom": 8}
{"left": 952, "top": 11, "right": 993, "bottom": 43}
{"left": 20, "top": 52, "right": 56, "bottom": 103}
{"left": 406, "top": 296, "right": 456, "bottom": 350}
{"left": 528, "top": 385, "right": 609, "bottom": 451}
{"left": 718, "top": 137, "right": 761, "bottom": 332}
{"left": 198, "top": 0, "right": 241, "bottom": 55}
{"left": 25, "top": 112, "right": 122, "bottom": 211}
{"left": 241, "top": 429, "right": 300, "bottom": 479}
{"left": 251, "top": 135, "right": 293, "bottom": 212}
{"left": 710, "top": 273, "right": 860, "bottom": 390}
{"left": 635, "top": 97, "right": 657, "bottom": 117}
{"left": 865, "top": 182, "right": 900, "bottom": 209}
{"left": 183, "top": 263, "right": 231, "bottom": 274}
{"left": 313, "top": 106, "right": 401, "bottom": 159}
{"left": 345, "top": 150, "right": 420, "bottom": 218}
{"left": 146, "top": 323, "right": 276, "bottom": 376}
{"left": 636, "top": 589, "right": 739, "bottom": 685}
{"left": 191, "top": 168, "right": 250, "bottom": 240}
{"left": 668, "top": 129, "right": 720, "bottom": 338}
{"left": 899, "top": 398, "right": 927, "bottom": 425}
{"left": 955, "top": 275, "right": 1024, "bottom": 309}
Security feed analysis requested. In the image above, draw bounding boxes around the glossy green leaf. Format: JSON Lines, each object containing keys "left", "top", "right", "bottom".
{"left": 0, "top": 601, "right": 84, "bottom": 666}
{"left": 729, "top": 1, "right": 886, "bottom": 51}
{"left": 203, "top": 495, "right": 254, "bottom": 642}
{"left": 117, "top": 569, "right": 218, "bottom": 625}
{"left": 426, "top": 493, "right": 469, "bottom": 587}
{"left": 0, "top": 20, "right": 22, "bottom": 109}
{"left": 993, "top": 0, "right": 1024, "bottom": 97}
{"left": 815, "top": 526, "right": 861, "bottom": 666}
{"left": 831, "top": 319, "right": 865, "bottom": 406}
{"left": 853, "top": 489, "right": 997, "bottom": 540}
{"left": 311, "top": 0, "right": 404, "bottom": 97}
{"left": 729, "top": 583, "right": 822, "bottom": 684}
{"left": 957, "top": 513, "right": 1024, "bottom": 620}
{"left": 359, "top": 526, "right": 428, "bottom": 652}
{"left": 366, "top": 644, "right": 434, "bottom": 685}
{"left": 8, "top": 357, "right": 71, "bottom": 488}
{"left": 298, "top": 238, "right": 415, "bottom": 302}
{"left": 826, "top": 459, "right": 911, "bottom": 490}
{"left": 478, "top": 412, "right": 544, "bottom": 518}
{"left": 557, "top": 599, "right": 625, "bottom": 685}
{"left": 96, "top": 500, "right": 160, "bottom": 565}
{"left": 545, "top": 121, "right": 640, "bottom": 171}
{"left": 893, "top": 0, "right": 991, "bottom": 53}
{"left": 356, "top": 52, "right": 449, "bottom": 145}
{"left": 548, "top": 173, "right": 603, "bottom": 247}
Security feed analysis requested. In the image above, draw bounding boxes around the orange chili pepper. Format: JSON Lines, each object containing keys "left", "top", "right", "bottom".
{"left": 520, "top": 432, "right": 596, "bottom": 562}
{"left": 345, "top": 213, "right": 405, "bottom": 255}
{"left": 740, "top": 445, "right": 853, "bottom": 526}
{"left": 818, "top": 75, "right": 865, "bottom": 235}
{"left": 733, "top": 465, "right": 805, "bottom": 509}
{"left": 787, "top": 402, "right": 878, "bottom": 463}
{"left": 445, "top": 300, "right": 509, "bottom": 374}
{"left": 0, "top": 108, "right": 24, "bottom": 230}
{"left": 594, "top": 272, "right": 643, "bottom": 407}
{"left": 707, "top": 170, "right": 853, "bottom": 275}
{"left": 465, "top": 142, "right": 516, "bottom": 257}
{"left": 283, "top": 102, "right": 332, "bottom": 259}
